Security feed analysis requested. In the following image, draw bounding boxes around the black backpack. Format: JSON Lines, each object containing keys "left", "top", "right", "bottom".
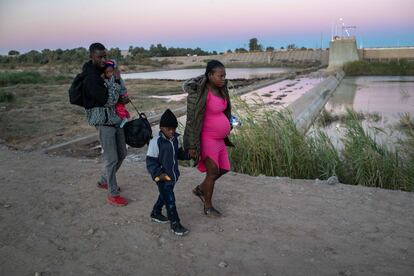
{"left": 124, "top": 113, "right": 153, "bottom": 148}
{"left": 68, "top": 73, "right": 85, "bottom": 107}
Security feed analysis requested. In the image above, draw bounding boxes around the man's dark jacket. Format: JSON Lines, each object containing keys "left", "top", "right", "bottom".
{"left": 81, "top": 61, "right": 108, "bottom": 109}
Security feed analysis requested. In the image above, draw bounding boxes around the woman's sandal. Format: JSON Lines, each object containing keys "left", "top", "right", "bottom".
{"left": 203, "top": 206, "right": 222, "bottom": 217}
{"left": 192, "top": 185, "right": 205, "bottom": 203}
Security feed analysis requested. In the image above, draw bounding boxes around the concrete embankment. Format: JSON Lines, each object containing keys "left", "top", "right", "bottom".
{"left": 287, "top": 70, "right": 345, "bottom": 132}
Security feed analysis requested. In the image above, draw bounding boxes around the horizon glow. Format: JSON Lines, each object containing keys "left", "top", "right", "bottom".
{"left": 0, "top": 0, "right": 413, "bottom": 54}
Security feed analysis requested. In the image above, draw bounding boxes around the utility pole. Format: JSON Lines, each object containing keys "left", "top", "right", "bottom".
{"left": 320, "top": 32, "right": 323, "bottom": 49}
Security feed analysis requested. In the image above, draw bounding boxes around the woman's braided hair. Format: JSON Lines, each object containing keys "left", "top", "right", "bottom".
{"left": 204, "top": 59, "right": 225, "bottom": 78}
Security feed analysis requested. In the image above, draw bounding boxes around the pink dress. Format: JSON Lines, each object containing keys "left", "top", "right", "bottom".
{"left": 198, "top": 90, "right": 231, "bottom": 172}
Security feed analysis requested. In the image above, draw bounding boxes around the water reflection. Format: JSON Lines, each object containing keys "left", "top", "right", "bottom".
{"left": 319, "top": 76, "right": 414, "bottom": 148}
{"left": 324, "top": 78, "right": 357, "bottom": 113}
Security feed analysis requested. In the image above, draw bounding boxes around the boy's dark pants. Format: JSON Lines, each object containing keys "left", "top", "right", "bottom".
{"left": 153, "top": 181, "right": 180, "bottom": 223}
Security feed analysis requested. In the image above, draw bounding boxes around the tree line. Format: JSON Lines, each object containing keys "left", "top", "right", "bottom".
{"left": 1, "top": 38, "right": 312, "bottom": 65}
{"left": 0, "top": 44, "right": 214, "bottom": 65}
{"left": 231, "top": 38, "right": 311, "bottom": 53}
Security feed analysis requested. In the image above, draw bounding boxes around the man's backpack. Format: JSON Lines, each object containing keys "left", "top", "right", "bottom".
{"left": 68, "top": 73, "right": 84, "bottom": 107}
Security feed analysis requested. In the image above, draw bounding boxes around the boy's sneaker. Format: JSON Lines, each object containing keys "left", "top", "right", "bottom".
{"left": 107, "top": 195, "right": 128, "bottom": 206}
{"left": 150, "top": 211, "right": 169, "bottom": 224}
{"left": 170, "top": 221, "right": 189, "bottom": 236}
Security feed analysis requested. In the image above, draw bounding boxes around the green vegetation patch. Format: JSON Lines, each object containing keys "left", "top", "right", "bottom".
{"left": 343, "top": 60, "right": 414, "bottom": 76}
{"left": 229, "top": 101, "right": 414, "bottom": 192}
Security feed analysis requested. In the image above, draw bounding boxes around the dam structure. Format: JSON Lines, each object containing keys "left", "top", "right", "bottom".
{"left": 327, "top": 37, "right": 360, "bottom": 70}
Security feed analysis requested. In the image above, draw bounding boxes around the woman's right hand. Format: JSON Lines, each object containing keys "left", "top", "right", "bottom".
{"left": 188, "top": 149, "right": 197, "bottom": 159}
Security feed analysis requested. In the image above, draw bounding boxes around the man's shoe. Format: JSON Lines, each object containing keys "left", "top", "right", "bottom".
{"left": 170, "top": 221, "right": 189, "bottom": 236}
{"left": 150, "top": 211, "right": 169, "bottom": 224}
{"left": 97, "top": 181, "right": 121, "bottom": 192}
{"left": 107, "top": 195, "right": 128, "bottom": 206}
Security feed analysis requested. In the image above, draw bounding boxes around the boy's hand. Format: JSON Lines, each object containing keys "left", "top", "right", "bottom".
{"left": 188, "top": 149, "right": 197, "bottom": 159}
{"left": 154, "top": 173, "right": 171, "bottom": 182}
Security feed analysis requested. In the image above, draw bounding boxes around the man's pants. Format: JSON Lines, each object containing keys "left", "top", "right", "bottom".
{"left": 153, "top": 181, "right": 180, "bottom": 223}
{"left": 98, "top": 126, "right": 127, "bottom": 196}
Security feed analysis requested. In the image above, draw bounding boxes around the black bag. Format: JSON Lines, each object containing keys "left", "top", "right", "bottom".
{"left": 124, "top": 113, "right": 152, "bottom": 148}
{"left": 68, "top": 73, "right": 84, "bottom": 107}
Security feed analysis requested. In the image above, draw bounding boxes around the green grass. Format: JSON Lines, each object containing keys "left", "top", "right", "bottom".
{"left": 228, "top": 102, "right": 339, "bottom": 180}
{"left": 228, "top": 102, "right": 414, "bottom": 192}
{"left": 0, "top": 91, "right": 15, "bottom": 102}
{"left": 0, "top": 71, "right": 72, "bottom": 87}
{"left": 343, "top": 60, "right": 414, "bottom": 76}
{"left": 396, "top": 114, "right": 414, "bottom": 185}
{"left": 316, "top": 108, "right": 381, "bottom": 127}
{"left": 340, "top": 110, "right": 411, "bottom": 190}
{"left": 398, "top": 113, "right": 414, "bottom": 130}
{"left": 0, "top": 72, "right": 43, "bottom": 86}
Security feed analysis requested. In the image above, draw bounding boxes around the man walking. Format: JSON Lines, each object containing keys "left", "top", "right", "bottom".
{"left": 82, "top": 42, "right": 128, "bottom": 206}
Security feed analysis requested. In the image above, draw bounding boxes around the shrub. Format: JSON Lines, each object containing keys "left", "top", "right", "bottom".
{"left": 0, "top": 91, "right": 15, "bottom": 102}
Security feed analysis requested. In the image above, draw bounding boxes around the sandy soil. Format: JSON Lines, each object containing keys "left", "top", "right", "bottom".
{"left": 0, "top": 144, "right": 413, "bottom": 276}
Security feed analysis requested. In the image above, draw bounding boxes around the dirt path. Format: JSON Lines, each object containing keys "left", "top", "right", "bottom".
{"left": 0, "top": 145, "right": 413, "bottom": 276}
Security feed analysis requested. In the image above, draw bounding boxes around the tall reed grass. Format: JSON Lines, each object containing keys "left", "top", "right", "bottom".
{"left": 228, "top": 103, "right": 414, "bottom": 192}
{"left": 340, "top": 110, "right": 410, "bottom": 190}
{"left": 229, "top": 102, "right": 339, "bottom": 180}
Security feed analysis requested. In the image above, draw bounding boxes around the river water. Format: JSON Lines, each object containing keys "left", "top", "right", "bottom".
{"left": 122, "top": 67, "right": 291, "bottom": 80}
{"left": 321, "top": 76, "right": 414, "bottom": 147}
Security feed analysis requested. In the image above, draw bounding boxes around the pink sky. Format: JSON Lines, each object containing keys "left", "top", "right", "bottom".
{"left": 0, "top": 0, "right": 413, "bottom": 53}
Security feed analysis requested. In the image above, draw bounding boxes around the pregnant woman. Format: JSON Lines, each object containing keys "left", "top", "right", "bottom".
{"left": 183, "top": 60, "right": 234, "bottom": 217}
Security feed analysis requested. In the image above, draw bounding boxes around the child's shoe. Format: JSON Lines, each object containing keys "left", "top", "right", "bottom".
{"left": 170, "top": 221, "right": 189, "bottom": 236}
{"left": 150, "top": 211, "right": 169, "bottom": 224}
{"left": 107, "top": 195, "right": 128, "bottom": 206}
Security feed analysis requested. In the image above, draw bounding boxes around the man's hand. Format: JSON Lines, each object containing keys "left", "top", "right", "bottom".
{"left": 154, "top": 173, "right": 171, "bottom": 182}
{"left": 118, "top": 95, "right": 130, "bottom": 104}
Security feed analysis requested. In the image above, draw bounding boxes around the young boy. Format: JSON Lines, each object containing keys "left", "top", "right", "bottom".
{"left": 146, "top": 109, "right": 190, "bottom": 236}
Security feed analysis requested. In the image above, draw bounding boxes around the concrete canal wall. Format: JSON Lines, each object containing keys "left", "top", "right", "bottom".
{"left": 287, "top": 70, "right": 345, "bottom": 132}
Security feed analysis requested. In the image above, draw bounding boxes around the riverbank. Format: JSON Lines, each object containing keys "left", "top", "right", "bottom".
{"left": 343, "top": 60, "right": 414, "bottom": 76}
{"left": 0, "top": 71, "right": 292, "bottom": 150}
{"left": 1, "top": 144, "right": 413, "bottom": 275}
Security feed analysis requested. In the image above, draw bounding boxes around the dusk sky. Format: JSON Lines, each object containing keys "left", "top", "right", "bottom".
{"left": 0, "top": 0, "right": 413, "bottom": 54}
